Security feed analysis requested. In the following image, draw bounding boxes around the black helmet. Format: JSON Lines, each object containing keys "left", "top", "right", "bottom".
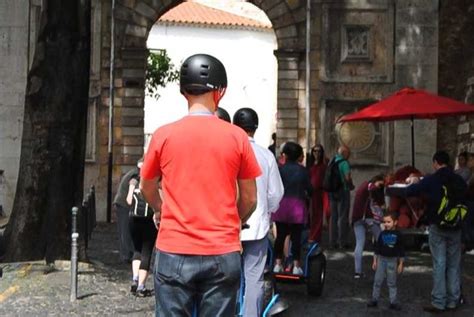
{"left": 180, "top": 54, "right": 227, "bottom": 95}
{"left": 233, "top": 108, "right": 258, "bottom": 132}
{"left": 215, "top": 107, "right": 231, "bottom": 123}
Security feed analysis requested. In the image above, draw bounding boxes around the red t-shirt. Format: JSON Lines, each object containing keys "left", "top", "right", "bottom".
{"left": 141, "top": 114, "right": 261, "bottom": 255}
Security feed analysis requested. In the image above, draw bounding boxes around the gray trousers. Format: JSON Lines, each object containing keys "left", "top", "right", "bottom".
{"left": 242, "top": 237, "right": 268, "bottom": 317}
{"left": 372, "top": 256, "right": 398, "bottom": 304}
{"left": 330, "top": 189, "right": 350, "bottom": 246}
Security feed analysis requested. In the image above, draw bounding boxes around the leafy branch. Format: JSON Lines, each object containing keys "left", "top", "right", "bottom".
{"left": 145, "top": 50, "right": 179, "bottom": 99}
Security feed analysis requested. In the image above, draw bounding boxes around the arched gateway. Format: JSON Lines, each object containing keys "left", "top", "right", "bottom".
{"left": 89, "top": 0, "right": 311, "bottom": 220}
{"left": 86, "top": 0, "right": 440, "bottom": 221}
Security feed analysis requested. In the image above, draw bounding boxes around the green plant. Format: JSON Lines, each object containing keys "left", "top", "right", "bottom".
{"left": 146, "top": 50, "right": 179, "bottom": 99}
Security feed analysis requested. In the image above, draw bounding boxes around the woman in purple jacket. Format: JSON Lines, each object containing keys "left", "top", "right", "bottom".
{"left": 272, "top": 142, "right": 313, "bottom": 275}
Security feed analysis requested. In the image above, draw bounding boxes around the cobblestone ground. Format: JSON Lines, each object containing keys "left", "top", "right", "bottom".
{"left": 0, "top": 223, "right": 473, "bottom": 316}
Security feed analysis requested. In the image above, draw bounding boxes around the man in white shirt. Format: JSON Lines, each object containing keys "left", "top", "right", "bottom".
{"left": 233, "top": 108, "right": 284, "bottom": 316}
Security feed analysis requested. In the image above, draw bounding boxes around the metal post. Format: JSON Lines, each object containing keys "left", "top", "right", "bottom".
{"left": 83, "top": 198, "right": 89, "bottom": 249}
{"left": 305, "top": 0, "right": 311, "bottom": 155}
{"left": 106, "top": 0, "right": 116, "bottom": 223}
{"left": 70, "top": 207, "right": 79, "bottom": 302}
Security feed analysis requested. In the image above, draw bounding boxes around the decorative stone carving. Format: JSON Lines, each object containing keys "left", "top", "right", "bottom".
{"left": 321, "top": 1, "right": 394, "bottom": 83}
{"left": 337, "top": 121, "right": 376, "bottom": 152}
{"left": 341, "top": 25, "right": 372, "bottom": 63}
{"left": 319, "top": 99, "right": 389, "bottom": 166}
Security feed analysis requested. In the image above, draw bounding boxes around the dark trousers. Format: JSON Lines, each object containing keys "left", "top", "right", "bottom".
{"left": 154, "top": 250, "right": 241, "bottom": 317}
{"left": 129, "top": 216, "right": 157, "bottom": 271}
{"left": 274, "top": 222, "right": 303, "bottom": 260}
{"left": 114, "top": 204, "right": 134, "bottom": 262}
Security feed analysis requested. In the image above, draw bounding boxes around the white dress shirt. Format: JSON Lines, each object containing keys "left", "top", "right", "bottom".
{"left": 241, "top": 138, "right": 284, "bottom": 241}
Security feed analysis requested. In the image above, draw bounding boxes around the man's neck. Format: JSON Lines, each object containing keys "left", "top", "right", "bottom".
{"left": 186, "top": 93, "right": 216, "bottom": 114}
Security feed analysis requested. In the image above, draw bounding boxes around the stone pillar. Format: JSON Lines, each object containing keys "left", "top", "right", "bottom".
{"left": 274, "top": 49, "right": 302, "bottom": 150}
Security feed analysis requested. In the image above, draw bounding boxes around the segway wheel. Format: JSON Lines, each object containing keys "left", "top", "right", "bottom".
{"left": 263, "top": 271, "right": 276, "bottom": 307}
{"left": 306, "top": 253, "right": 326, "bottom": 297}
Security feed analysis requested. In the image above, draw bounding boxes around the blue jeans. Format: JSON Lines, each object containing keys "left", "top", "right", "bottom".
{"left": 372, "top": 256, "right": 398, "bottom": 304}
{"left": 429, "top": 225, "right": 462, "bottom": 309}
{"left": 353, "top": 219, "right": 381, "bottom": 274}
{"left": 154, "top": 250, "right": 241, "bottom": 317}
{"left": 330, "top": 189, "right": 350, "bottom": 246}
{"left": 241, "top": 238, "right": 268, "bottom": 317}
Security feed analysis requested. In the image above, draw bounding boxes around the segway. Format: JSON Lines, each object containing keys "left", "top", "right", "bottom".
{"left": 270, "top": 241, "right": 326, "bottom": 297}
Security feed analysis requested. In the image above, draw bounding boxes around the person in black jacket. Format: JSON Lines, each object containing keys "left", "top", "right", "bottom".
{"left": 405, "top": 151, "right": 466, "bottom": 312}
{"left": 367, "top": 211, "right": 404, "bottom": 311}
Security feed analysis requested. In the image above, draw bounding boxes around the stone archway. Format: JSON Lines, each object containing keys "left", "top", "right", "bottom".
{"left": 89, "top": 0, "right": 311, "bottom": 220}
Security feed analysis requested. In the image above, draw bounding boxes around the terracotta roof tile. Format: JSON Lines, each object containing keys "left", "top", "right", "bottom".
{"left": 158, "top": 1, "right": 272, "bottom": 30}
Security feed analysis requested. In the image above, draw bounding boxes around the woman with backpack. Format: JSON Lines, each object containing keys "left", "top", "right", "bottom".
{"left": 126, "top": 161, "right": 158, "bottom": 297}
{"left": 272, "top": 142, "right": 313, "bottom": 275}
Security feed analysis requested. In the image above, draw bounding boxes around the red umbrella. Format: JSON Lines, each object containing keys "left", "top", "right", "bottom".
{"left": 338, "top": 87, "right": 474, "bottom": 166}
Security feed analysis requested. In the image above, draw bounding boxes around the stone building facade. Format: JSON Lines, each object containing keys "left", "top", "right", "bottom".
{"left": 2, "top": 0, "right": 448, "bottom": 221}
{"left": 438, "top": 0, "right": 474, "bottom": 158}
{"left": 87, "top": 0, "right": 440, "bottom": 220}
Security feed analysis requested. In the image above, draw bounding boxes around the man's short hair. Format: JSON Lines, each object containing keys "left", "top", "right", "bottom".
{"left": 432, "top": 150, "right": 450, "bottom": 166}
{"left": 282, "top": 142, "right": 303, "bottom": 162}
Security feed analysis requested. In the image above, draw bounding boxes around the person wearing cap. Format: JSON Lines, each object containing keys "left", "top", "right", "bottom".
{"left": 233, "top": 108, "right": 284, "bottom": 316}
{"left": 140, "top": 54, "right": 261, "bottom": 316}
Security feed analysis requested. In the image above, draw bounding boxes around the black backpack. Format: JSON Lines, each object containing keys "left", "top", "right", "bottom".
{"left": 322, "top": 158, "right": 345, "bottom": 192}
{"left": 436, "top": 174, "right": 468, "bottom": 229}
{"left": 130, "top": 188, "right": 154, "bottom": 218}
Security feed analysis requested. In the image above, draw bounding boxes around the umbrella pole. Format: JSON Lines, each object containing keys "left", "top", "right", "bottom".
{"left": 411, "top": 116, "right": 415, "bottom": 167}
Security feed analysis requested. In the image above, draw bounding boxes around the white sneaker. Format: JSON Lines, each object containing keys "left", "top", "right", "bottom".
{"left": 292, "top": 266, "right": 304, "bottom": 275}
{"left": 273, "top": 264, "right": 283, "bottom": 273}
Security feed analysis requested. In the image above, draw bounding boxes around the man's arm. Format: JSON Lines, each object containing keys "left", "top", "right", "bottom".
{"left": 341, "top": 160, "right": 354, "bottom": 190}
{"left": 237, "top": 178, "right": 258, "bottom": 223}
{"left": 140, "top": 177, "right": 162, "bottom": 223}
{"left": 405, "top": 176, "right": 428, "bottom": 197}
{"left": 345, "top": 172, "right": 355, "bottom": 190}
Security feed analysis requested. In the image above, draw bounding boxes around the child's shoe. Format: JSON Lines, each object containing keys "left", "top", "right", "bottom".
{"left": 367, "top": 300, "right": 378, "bottom": 308}
{"left": 273, "top": 264, "right": 283, "bottom": 273}
{"left": 292, "top": 266, "right": 304, "bottom": 275}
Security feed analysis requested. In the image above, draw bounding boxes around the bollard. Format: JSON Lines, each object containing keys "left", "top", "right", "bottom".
{"left": 70, "top": 207, "right": 79, "bottom": 302}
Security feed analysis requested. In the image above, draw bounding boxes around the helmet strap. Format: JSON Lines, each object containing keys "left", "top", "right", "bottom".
{"left": 213, "top": 88, "right": 226, "bottom": 110}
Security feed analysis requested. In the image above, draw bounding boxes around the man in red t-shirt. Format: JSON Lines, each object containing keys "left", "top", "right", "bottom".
{"left": 140, "top": 54, "right": 261, "bottom": 316}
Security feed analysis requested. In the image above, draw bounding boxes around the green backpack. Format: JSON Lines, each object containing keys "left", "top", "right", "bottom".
{"left": 437, "top": 184, "right": 468, "bottom": 229}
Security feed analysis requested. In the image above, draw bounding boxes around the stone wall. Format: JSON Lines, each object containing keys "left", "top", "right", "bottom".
{"left": 0, "top": 0, "right": 29, "bottom": 216}
{"left": 438, "top": 0, "right": 474, "bottom": 159}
